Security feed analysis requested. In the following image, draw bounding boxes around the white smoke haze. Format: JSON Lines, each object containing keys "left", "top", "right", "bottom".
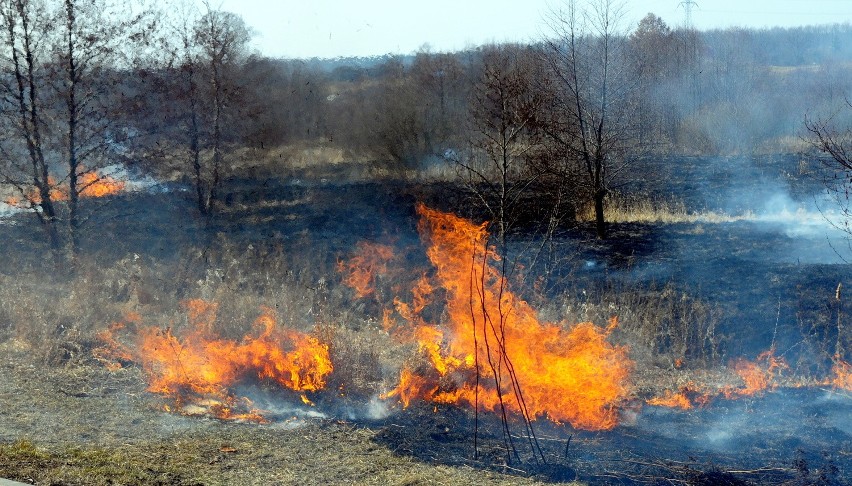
{"left": 0, "top": 201, "right": 23, "bottom": 221}
{"left": 98, "top": 164, "right": 166, "bottom": 194}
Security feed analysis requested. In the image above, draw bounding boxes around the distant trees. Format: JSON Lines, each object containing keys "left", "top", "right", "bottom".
{"left": 368, "top": 56, "right": 429, "bottom": 167}
{"left": 4, "top": 0, "right": 852, "bottom": 252}
{"left": 410, "top": 48, "right": 467, "bottom": 156}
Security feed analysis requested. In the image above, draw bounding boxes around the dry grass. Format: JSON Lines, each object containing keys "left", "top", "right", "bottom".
{"left": 546, "top": 280, "right": 724, "bottom": 368}
{"left": 577, "top": 193, "right": 754, "bottom": 224}
{"left": 0, "top": 436, "right": 556, "bottom": 486}
{"left": 0, "top": 247, "right": 571, "bottom": 485}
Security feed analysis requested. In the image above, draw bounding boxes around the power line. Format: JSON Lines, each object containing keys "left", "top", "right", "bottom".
{"left": 679, "top": 0, "right": 699, "bottom": 30}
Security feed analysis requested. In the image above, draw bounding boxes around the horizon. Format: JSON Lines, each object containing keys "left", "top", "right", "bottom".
{"left": 205, "top": 0, "right": 852, "bottom": 59}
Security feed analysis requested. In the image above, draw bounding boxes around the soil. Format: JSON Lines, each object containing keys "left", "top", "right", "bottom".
{"left": 0, "top": 342, "right": 548, "bottom": 486}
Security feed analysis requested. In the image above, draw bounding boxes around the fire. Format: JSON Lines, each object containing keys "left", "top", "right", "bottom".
{"left": 381, "top": 204, "right": 632, "bottom": 431}
{"left": 647, "top": 390, "right": 694, "bottom": 410}
{"left": 79, "top": 171, "right": 126, "bottom": 197}
{"left": 4, "top": 176, "right": 66, "bottom": 208}
{"left": 647, "top": 382, "right": 713, "bottom": 410}
{"left": 828, "top": 359, "right": 852, "bottom": 391}
{"left": 3, "top": 168, "right": 125, "bottom": 208}
{"left": 338, "top": 241, "right": 395, "bottom": 298}
{"left": 723, "top": 350, "right": 788, "bottom": 398}
{"left": 96, "top": 301, "right": 333, "bottom": 421}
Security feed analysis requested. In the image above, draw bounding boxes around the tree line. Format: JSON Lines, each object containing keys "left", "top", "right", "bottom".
{"left": 3, "top": 0, "right": 852, "bottom": 261}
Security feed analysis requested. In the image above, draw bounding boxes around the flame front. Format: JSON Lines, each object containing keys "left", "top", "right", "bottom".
{"left": 79, "top": 171, "right": 126, "bottom": 197}
{"left": 96, "top": 301, "right": 332, "bottom": 421}
{"left": 828, "top": 359, "right": 852, "bottom": 391}
{"left": 382, "top": 204, "right": 632, "bottom": 431}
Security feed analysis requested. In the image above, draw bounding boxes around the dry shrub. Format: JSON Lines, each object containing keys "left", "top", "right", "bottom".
{"left": 316, "top": 322, "right": 404, "bottom": 403}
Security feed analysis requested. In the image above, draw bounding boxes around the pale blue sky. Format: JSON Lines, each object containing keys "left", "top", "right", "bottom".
{"left": 210, "top": 0, "right": 852, "bottom": 59}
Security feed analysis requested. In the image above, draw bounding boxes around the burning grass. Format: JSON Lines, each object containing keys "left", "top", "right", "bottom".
{"left": 95, "top": 301, "right": 334, "bottom": 422}
{"left": 339, "top": 204, "right": 633, "bottom": 431}
{"left": 3, "top": 168, "right": 126, "bottom": 209}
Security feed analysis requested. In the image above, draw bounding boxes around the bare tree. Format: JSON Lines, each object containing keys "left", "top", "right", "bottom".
{"left": 0, "top": 0, "right": 61, "bottom": 253}
{"left": 456, "top": 44, "right": 546, "bottom": 251}
{"left": 0, "top": 0, "right": 153, "bottom": 257}
{"left": 193, "top": 4, "right": 250, "bottom": 213}
{"left": 543, "top": 0, "right": 638, "bottom": 239}
{"left": 804, "top": 106, "right": 852, "bottom": 368}
{"left": 146, "top": 2, "right": 250, "bottom": 215}
{"left": 56, "top": 0, "right": 155, "bottom": 253}
{"left": 805, "top": 104, "right": 852, "bottom": 238}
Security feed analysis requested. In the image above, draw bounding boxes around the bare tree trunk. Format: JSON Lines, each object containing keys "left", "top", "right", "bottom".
{"left": 594, "top": 188, "right": 606, "bottom": 239}
{"left": 186, "top": 60, "right": 206, "bottom": 214}
{"left": 64, "top": 0, "right": 80, "bottom": 255}
{"left": 2, "top": 0, "right": 61, "bottom": 254}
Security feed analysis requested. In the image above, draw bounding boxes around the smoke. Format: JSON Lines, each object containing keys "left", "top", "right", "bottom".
{"left": 637, "top": 389, "right": 852, "bottom": 456}
{"left": 686, "top": 156, "right": 852, "bottom": 263}
{"left": 0, "top": 201, "right": 24, "bottom": 222}
{"left": 98, "top": 164, "right": 167, "bottom": 194}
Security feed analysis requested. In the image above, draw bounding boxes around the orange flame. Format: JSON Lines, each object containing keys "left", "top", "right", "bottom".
{"left": 828, "top": 359, "right": 852, "bottom": 391}
{"left": 96, "top": 302, "right": 333, "bottom": 421}
{"left": 4, "top": 169, "right": 125, "bottom": 208}
{"left": 647, "top": 382, "right": 713, "bottom": 410}
{"left": 723, "top": 350, "right": 788, "bottom": 398}
{"left": 79, "top": 171, "right": 126, "bottom": 197}
{"left": 382, "top": 204, "right": 632, "bottom": 431}
{"left": 647, "top": 390, "right": 694, "bottom": 410}
{"left": 338, "top": 241, "right": 395, "bottom": 298}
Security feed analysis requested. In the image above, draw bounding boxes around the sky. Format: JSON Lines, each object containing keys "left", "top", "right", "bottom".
{"left": 209, "top": 0, "right": 852, "bottom": 59}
